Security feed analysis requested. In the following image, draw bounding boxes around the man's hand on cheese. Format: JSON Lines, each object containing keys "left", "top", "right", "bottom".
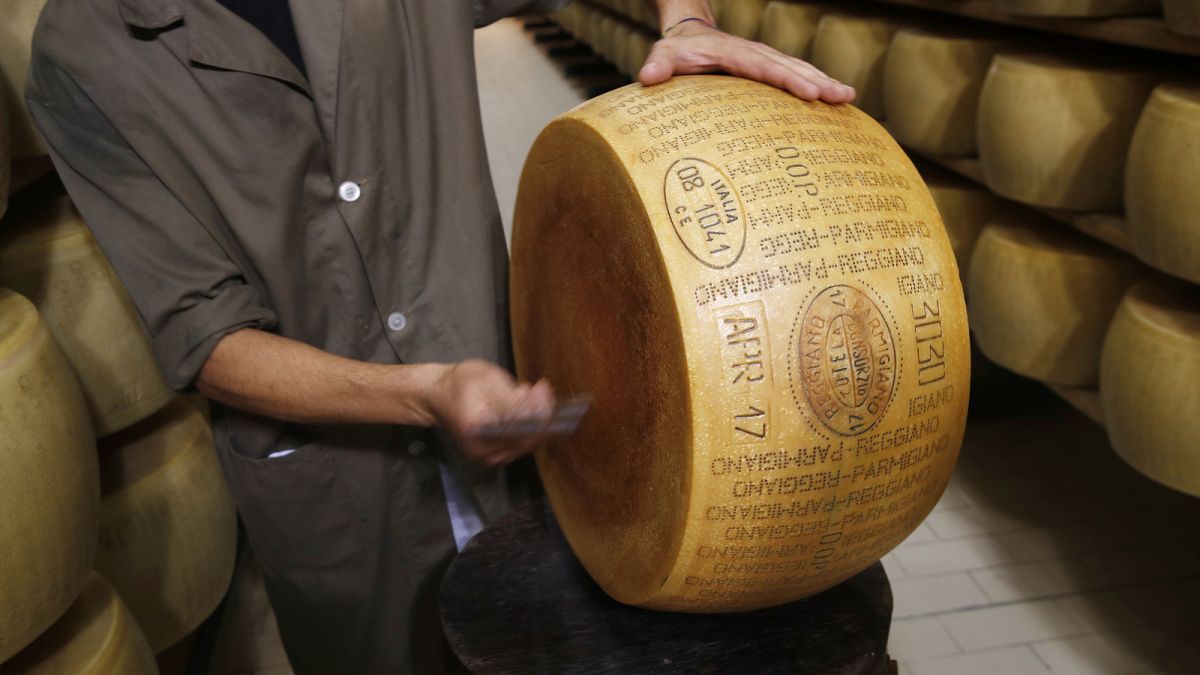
{"left": 640, "top": 2, "right": 855, "bottom": 103}
{"left": 427, "top": 359, "right": 557, "bottom": 467}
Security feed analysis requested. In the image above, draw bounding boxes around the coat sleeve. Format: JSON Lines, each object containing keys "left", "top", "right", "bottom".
{"left": 25, "top": 59, "right": 277, "bottom": 392}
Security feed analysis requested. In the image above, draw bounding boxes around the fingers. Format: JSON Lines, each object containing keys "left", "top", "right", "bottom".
{"left": 637, "top": 49, "right": 675, "bottom": 86}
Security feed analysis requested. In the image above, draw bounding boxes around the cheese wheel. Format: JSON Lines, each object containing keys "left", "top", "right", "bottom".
{"left": 0, "top": 573, "right": 157, "bottom": 675}
{"left": 0, "top": 195, "right": 174, "bottom": 437}
{"left": 512, "top": 75, "right": 970, "bottom": 612}
{"left": 976, "top": 53, "right": 1158, "bottom": 212}
{"left": 1163, "top": 0, "right": 1200, "bottom": 37}
{"left": 612, "top": 23, "right": 633, "bottom": 76}
{"left": 759, "top": 1, "right": 827, "bottom": 58}
{"left": 923, "top": 169, "right": 1005, "bottom": 284}
{"left": 624, "top": 31, "right": 655, "bottom": 79}
{"left": 2, "top": 81, "right": 10, "bottom": 218}
{"left": 717, "top": 0, "right": 767, "bottom": 39}
{"left": 810, "top": 13, "right": 902, "bottom": 119}
{"left": 883, "top": 29, "right": 1006, "bottom": 156}
{"left": 0, "top": 0, "right": 49, "bottom": 158}
{"left": 0, "top": 289, "right": 99, "bottom": 664}
{"left": 1100, "top": 278, "right": 1200, "bottom": 497}
{"left": 967, "top": 217, "right": 1141, "bottom": 386}
{"left": 1124, "top": 83, "right": 1200, "bottom": 284}
{"left": 94, "top": 398, "right": 237, "bottom": 653}
{"left": 997, "top": 0, "right": 1160, "bottom": 17}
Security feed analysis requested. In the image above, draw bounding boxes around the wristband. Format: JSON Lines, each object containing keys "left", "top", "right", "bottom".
{"left": 661, "top": 16, "right": 715, "bottom": 38}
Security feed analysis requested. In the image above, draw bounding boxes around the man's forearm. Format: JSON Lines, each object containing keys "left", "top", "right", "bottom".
{"left": 649, "top": 0, "right": 715, "bottom": 31}
{"left": 196, "top": 328, "right": 441, "bottom": 427}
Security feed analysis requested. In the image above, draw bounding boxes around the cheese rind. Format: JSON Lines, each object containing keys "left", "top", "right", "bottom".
{"left": 997, "top": 0, "right": 1160, "bottom": 17}
{"left": 0, "top": 573, "right": 158, "bottom": 675}
{"left": 883, "top": 29, "right": 1005, "bottom": 156}
{"left": 0, "top": 0, "right": 50, "bottom": 158}
{"left": 0, "top": 195, "right": 174, "bottom": 437}
{"left": 976, "top": 53, "right": 1158, "bottom": 212}
{"left": 1124, "top": 83, "right": 1200, "bottom": 284}
{"left": 759, "top": 2, "right": 827, "bottom": 58}
{"left": 0, "top": 289, "right": 99, "bottom": 664}
{"left": 94, "top": 398, "right": 237, "bottom": 653}
{"left": 923, "top": 169, "right": 1005, "bottom": 284}
{"left": 967, "top": 217, "right": 1141, "bottom": 386}
{"left": 512, "top": 75, "right": 969, "bottom": 612}
{"left": 1163, "top": 0, "right": 1200, "bottom": 37}
{"left": 810, "top": 12, "right": 902, "bottom": 119}
{"left": 1100, "top": 278, "right": 1200, "bottom": 497}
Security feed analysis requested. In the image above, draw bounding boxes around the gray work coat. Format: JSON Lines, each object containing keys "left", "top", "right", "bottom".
{"left": 26, "top": 0, "right": 562, "bottom": 672}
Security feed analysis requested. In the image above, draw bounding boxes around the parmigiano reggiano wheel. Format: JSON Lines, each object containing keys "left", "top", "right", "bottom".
{"left": 94, "top": 398, "right": 237, "bottom": 653}
{"left": 759, "top": 1, "right": 827, "bottom": 58}
{"left": 612, "top": 23, "right": 633, "bottom": 76}
{"left": 0, "top": 289, "right": 98, "bottom": 664}
{"left": 1163, "top": 0, "right": 1200, "bottom": 37}
{"left": 624, "top": 31, "right": 655, "bottom": 79}
{"left": 976, "top": 53, "right": 1158, "bottom": 212}
{"left": 512, "top": 75, "right": 969, "bottom": 612}
{"left": 1, "top": 82, "right": 10, "bottom": 218}
{"left": 883, "top": 29, "right": 1006, "bottom": 156}
{"left": 0, "top": 195, "right": 174, "bottom": 437}
{"left": 0, "top": 573, "right": 157, "bottom": 675}
{"left": 997, "top": 0, "right": 1160, "bottom": 17}
{"left": 1100, "top": 278, "right": 1200, "bottom": 497}
{"left": 717, "top": 0, "right": 767, "bottom": 39}
{"left": 0, "top": 0, "right": 49, "bottom": 158}
{"left": 1124, "top": 83, "right": 1200, "bottom": 284}
{"left": 967, "top": 217, "right": 1141, "bottom": 386}
{"left": 923, "top": 169, "right": 1005, "bottom": 284}
{"left": 810, "top": 12, "right": 903, "bottom": 119}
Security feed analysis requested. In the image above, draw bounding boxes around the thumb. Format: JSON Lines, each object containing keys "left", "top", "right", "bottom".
{"left": 638, "top": 50, "right": 674, "bottom": 86}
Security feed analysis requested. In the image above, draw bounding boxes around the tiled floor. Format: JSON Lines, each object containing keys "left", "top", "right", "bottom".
{"left": 207, "top": 18, "right": 1200, "bottom": 675}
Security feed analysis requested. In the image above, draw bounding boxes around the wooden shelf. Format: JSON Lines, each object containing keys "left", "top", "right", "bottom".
{"left": 908, "top": 150, "right": 1133, "bottom": 254}
{"left": 1046, "top": 384, "right": 1105, "bottom": 426}
{"left": 850, "top": 0, "right": 1200, "bottom": 58}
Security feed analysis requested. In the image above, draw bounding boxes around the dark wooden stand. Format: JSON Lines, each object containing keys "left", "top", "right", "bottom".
{"left": 441, "top": 499, "right": 894, "bottom": 674}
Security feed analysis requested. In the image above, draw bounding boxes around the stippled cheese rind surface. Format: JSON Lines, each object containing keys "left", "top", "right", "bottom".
{"left": 922, "top": 169, "right": 1005, "bottom": 284}
{"left": 0, "top": 0, "right": 49, "bottom": 158}
{"left": 810, "top": 13, "right": 903, "bottom": 119}
{"left": 883, "top": 29, "right": 1006, "bottom": 156}
{"left": 997, "top": 0, "right": 1160, "bottom": 16}
{"left": 512, "top": 75, "right": 969, "bottom": 612}
{"left": 1163, "top": 0, "right": 1200, "bottom": 37}
{"left": 976, "top": 53, "right": 1159, "bottom": 212}
{"left": 1124, "top": 83, "right": 1200, "bottom": 284}
{"left": 0, "top": 289, "right": 99, "bottom": 664}
{"left": 0, "top": 195, "right": 174, "bottom": 437}
{"left": 0, "top": 573, "right": 158, "bottom": 675}
{"left": 1100, "top": 278, "right": 1200, "bottom": 497}
{"left": 95, "top": 398, "right": 237, "bottom": 653}
{"left": 968, "top": 217, "right": 1141, "bottom": 386}
{"left": 759, "top": 1, "right": 827, "bottom": 58}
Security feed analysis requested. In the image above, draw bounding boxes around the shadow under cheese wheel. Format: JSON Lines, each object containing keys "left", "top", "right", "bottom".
{"left": 511, "top": 75, "right": 970, "bottom": 612}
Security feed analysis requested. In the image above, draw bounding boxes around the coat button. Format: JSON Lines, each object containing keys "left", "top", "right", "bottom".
{"left": 408, "top": 441, "right": 426, "bottom": 456}
{"left": 387, "top": 312, "right": 407, "bottom": 332}
{"left": 338, "top": 181, "right": 361, "bottom": 202}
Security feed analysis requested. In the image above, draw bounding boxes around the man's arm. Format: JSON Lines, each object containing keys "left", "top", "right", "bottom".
{"left": 197, "top": 328, "right": 554, "bottom": 466}
{"left": 641, "top": 0, "right": 856, "bottom": 103}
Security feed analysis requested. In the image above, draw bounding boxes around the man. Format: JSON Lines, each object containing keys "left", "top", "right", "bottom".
{"left": 26, "top": 0, "right": 853, "bottom": 671}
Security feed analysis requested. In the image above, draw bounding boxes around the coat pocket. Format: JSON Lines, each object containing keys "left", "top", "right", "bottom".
{"left": 227, "top": 438, "right": 366, "bottom": 571}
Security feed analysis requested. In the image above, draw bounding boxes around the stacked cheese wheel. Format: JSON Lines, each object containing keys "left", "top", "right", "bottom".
{"left": 883, "top": 28, "right": 1007, "bottom": 156}
{"left": 94, "top": 398, "right": 237, "bottom": 653}
{"left": 758, "top": 1, "right": 827, "bottom": 58}
{"left": 976, "top": 53, "right": 1158, "bottom": 212}
{"left": 0, "top": 195, "right": 175, "bottom": 437}
{"left": 810, "top": 12, "right": 903, "bottom": 119}
{"left": 716, "top": 0, "right": 767, "bottom": 39}
{"left": 968, "top": 216, "right": 1142, "bottom": 386}
{"left": 923, "top": 169, "right": 1005, "bottom": 284}
{"left": 997, "top": 0, "right": 1161, "bottom": 17}
{"left": 0, "top": 0, "right": 49, "bottom": 160}
{"left": 1124, "top": 83, "right": 1200, "bottom": 284}
{"left": 0, "top": 573, "right": 157, "bottom": 675}
{"left": 1163, "top": 0, "right": 1200, "bottom": 37}
{"left": 0, "top": 289, "right": 99, "bottom": 665}
{"left": 1100, "top": 278, "right": 1200, "bottom": 497}
{"left": 513, "top": 75, "right": 969, "bottom": 612}
{"left": 2, "top": 82, "right": 9, "bottom": 218}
